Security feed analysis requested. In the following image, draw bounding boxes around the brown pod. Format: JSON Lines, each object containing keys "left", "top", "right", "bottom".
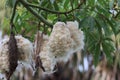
{"left": 7, "top": 27, "right": 19, "bottom": 80}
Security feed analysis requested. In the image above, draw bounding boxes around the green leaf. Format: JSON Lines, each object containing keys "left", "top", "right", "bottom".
{"left": 87, "top": 0, "right": 96, "bottom": 6}
{"left": 102, "top": 41, "right": 115, "bottom": 64}
{"left": 53, "top": 1, "right": 59, "bottom": 10}
{"left": 109, "top": 0, "right": 114, "bottom": 9}
{"left": 74, "top": 0, "right": 78, "bottom": 7}
{"left": 95, "top": 19, "right": 102, "bottom": 36}
{"left": 103, "top": 37, "right": 114, "bottom": 42}
{"left": 96, "top": 5, "right": 111, "bottom": 18}
{"left": 50, "top": 0, "right": 55, "bottom": 4}
{"left": 118, "top": 0, "right": 120, "bottom": 7}
{"left": 41, "top": 0, "right": 49, "bottom": 7}
{"left": 80, "top": 16, "right": 96, "bottom": 30}
{"left": 64, "top": 0, "right": 69, "bottom": 9}
{"left": 93, "top": 43, "right": 100, "bottom": 66}
{"left": 105, "top": 18, "right": 117, "bottom": 35}
{"left": 97, "top": 0, "right": 108, "bottom": 8}
{"left": 5, "top": 0, "right": 16, "bottom": 8}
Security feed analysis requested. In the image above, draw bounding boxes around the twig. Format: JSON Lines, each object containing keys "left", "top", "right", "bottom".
{"left": 10, "top": 0, "right": 18, "bottom": 24}
{"left": 20, "top": 0, "right": 85, "bottom": 15}
{"left": 17, "top": 0, "right": 85, "bottom": 28}
{"left": 19, "top": 0, "right": 53, "bottom": 28}
{"left": 10, "top": 0, "right": 19, "bottom": 34}
{"left": 34, "top": 23, "right": 45, "bottom": 71}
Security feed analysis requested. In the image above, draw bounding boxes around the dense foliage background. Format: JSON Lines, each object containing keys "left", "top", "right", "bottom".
{"left": 0, "top": 0, "right": 120, "bottom": 80}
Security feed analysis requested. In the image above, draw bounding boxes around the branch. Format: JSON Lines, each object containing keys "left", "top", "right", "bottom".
{"left": 19, "top": 0, "right": 53, "bottom": 28}
{"left": 21, "top": 0, "right": 85, "bottom": 14}
{"left": 10, "top": 0, "right": 18, "bottom": 24}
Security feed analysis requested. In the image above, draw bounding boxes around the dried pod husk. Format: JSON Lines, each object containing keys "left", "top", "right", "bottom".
{"left": 38, "top": 32, "right": 54, "bottom": 72}
{"left": 66, "top": 21, "right": 84, "bottom": 52}
{"left": 7, "top": 31, "right": 18, "bottom": 80}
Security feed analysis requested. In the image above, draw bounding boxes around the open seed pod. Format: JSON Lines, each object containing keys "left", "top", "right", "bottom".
{"left": 15, "top": 35, "right": 34, "bottom": 63}
{"left": 48, "top": 22, "right": 73, "bottom": 62}
{"left": 66, "top": 21, "right": 84, "bottom": 52}
{"left": 0, "top": 35, "right": 34, "bottom": 75}
{"left": 48, "top": 21, "right": 84, "bottom": 62}
{"left": 35, "top": 32, "right": 55, "bottom": 73}
{"left": 38, "top": 21, "right": 84, "bottom": 73}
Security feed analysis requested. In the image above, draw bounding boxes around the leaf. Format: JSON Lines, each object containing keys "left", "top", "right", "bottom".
{"left": 105, "top": 18, "right": 117, "bottom": 35}
{"left": 102, "top": 41, "right": 115, "bottom": 64}
{"left": 118, "top": 0, "right": 120, "bottom": 7}
{"left": 5, "top": 0, "right": 16, "bottom": 8}
{"left": 95, "top": 19, "right": 102, "bottom": 36}
{"left": 2, "top": 18, "right": 10, "bottom": 34}
{"left": 103, "top": 37, "right": 114, "bottom": 42}
{"left": 64, "top": 0, "right": 69, "bottom": 9}
{"left": 93, "top": 43, "right": 100, "bottom": 66}
{"left": 96, "top": 5, "right": 111, "bottom": 18}
{"left": 53, "top": 1, "right": 59, "bottom": 10}
{"left": 50, "top": 0, "right": 55, "bottom": 4}
{"left": 87, "top": 0, "right": 96, "bottom": 6}
{"left": 74, "top": 0, "right": 78, "bottom": 6}
{"left": 109, "top": 0, "right": 114, "bottom": 9}
{"left": 97, "top": 0, "right": 108, "bottom": 8}
{"left": 41, "top": 0, "right": 49, "bottom": 7}
{"left": 116, "top": 29, "right": 120, "bottom": 35}
{"left": 87, "top": 40, "right": 97, "bottom": 52}
{"left": 80, "top": 16, "right": 96, "bottom": 31}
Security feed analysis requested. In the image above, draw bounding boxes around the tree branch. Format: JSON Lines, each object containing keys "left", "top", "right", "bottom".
{"left": 18, "top": 0, "right": 85, "bottom": 28}
{"left": 21, "top": 0, "right": 85, "bottom": 15}
{"left": 10, "top": 0, "right": 18, "bottom": 24}
{"left": 19, "top": 0, "right": 53, "bottom": 28}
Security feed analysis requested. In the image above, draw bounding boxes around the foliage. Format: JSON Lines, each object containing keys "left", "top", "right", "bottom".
{"left": 1, "top": 0, "right": 120, "bottom": 70}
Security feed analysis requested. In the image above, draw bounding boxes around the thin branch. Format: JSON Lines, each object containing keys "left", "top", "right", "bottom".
{"left": 19, "top": 0, "right": 53, "bottom": 28}
{"left": 10, "top": 0, "right": 19, "bottom": 34}
{"left": 18, "top": 0, "right": 85, "bottom": 28}
{"left": 21, "top": 0, "right": 85, "bottom": 14}
{"left": 10, "top": 0, "right": 18, "bottom": 24}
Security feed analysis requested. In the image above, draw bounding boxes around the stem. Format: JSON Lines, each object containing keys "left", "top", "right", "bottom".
{"left": 18, "top": 0, "right": 85, "bottom": 28}
{"left": 19, "top": 0, "right": 53, "bottom": 28}
{"left": 21, "top": 0, "right": 85, "bottom": 14}
{"left": 10, "top": 0, "right": 18, "bottom": 24}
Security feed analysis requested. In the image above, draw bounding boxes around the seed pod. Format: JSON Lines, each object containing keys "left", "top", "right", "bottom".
{"left": 7, "top": 30, "right": 18, "bottom": 80}
{"left": 39, "top": 50, "right": 53, "bottom": 72}
{"left": 39, "top": 21, "right": 85, "bottom": 72}
{"left": 0, "top": 35, "right": 34, "bottom": 76}
{"left": 15, "top": 35, "right": 33, "bottom": 63}
{"left": 48, "top": 22, "right": 73, "bottom": 62}
{"left": 38, "top": 32, "right": 54, "bottom": 72}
